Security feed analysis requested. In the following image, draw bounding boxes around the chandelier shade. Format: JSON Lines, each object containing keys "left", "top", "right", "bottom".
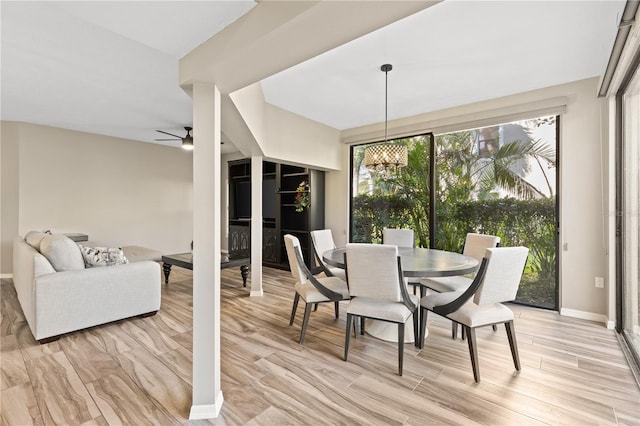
{"left": 363, "top": 143, "right": 408, "bottom": 173}
{"left": 364, "top": 63, "right": 407, "bottom": 173}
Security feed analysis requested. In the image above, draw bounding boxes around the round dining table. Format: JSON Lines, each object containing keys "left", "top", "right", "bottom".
{"left": 322, "top": 247, "right": 479, "bottom": 343}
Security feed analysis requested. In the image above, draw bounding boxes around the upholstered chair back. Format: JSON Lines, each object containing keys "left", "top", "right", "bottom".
{"left": 346, "top": 243, "right": 403, "bottom": 302}
{"left": 463, "top": 233, "right": 501, "bottom": 263}
{"left": 473, "top": 246, "right": 529, "bottom": 305}
{"left": 382, "top": 228, "right": 414, "bottom": 248}
{"left": 284, "top": 234, "right": 308, "bottom": 285}
{"left": 310, "top": 229, "right": 336, "bottom": 260}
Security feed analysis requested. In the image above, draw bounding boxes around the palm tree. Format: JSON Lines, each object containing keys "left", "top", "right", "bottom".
{"left": 436, "top": 121, "right": 556, "bottom": 200}
{"left": 474, "top": 138, "right": 556, "bottom": 199}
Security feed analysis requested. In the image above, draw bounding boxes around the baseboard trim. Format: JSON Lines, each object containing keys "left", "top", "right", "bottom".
{"left": 560, "top": 308, "right": 608, "bottom": 326}
{"left": 189, "top": 391, "right": 224, "bottom": 420}
{"left": 0, "top": 274, "right": 13, "bottom": 279}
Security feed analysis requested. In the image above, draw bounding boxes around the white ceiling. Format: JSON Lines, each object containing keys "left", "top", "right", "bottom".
{"left": 1, "top": 1, "right": 626, "bottom": 150}
{"left": 0, "top": 1, "right": 256, "bottom": 150}
{"left": 261, "top": 0, "right": 625, "bottom": 130}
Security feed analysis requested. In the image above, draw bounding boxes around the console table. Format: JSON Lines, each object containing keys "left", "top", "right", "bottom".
{"left": 161, "top": 252, "right": 250, "bottom": 287}
{"left": 64, "top": 233, "right": 88, "bottom": 242}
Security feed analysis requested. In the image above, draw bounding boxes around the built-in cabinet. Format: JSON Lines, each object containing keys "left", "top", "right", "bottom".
{"left": 228, "top": 159, "right": 325, "bottom": 270}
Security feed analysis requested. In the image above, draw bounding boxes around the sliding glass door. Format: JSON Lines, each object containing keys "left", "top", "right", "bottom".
{"left": 621, "top": 65, "right": 640, "bottom": 362}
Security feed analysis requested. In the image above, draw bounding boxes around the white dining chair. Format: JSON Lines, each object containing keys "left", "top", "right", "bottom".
{"left": 382, "top": 227, "right": 419, "bottom": 292}
{"left": 283, "top": 234, "right": 350, "bottom": 344}
{"left": 382, "top": 228, "right": 415, "bottom": 248}
{"left": 420, "top": 233, "right": 500, "bottom": 294}
{"left": 420, "top": 233, "right": 500, "bottom": 338}
{"left": 344, "top": 243, "right": 419, "bottom": 376}
{"left": 310, "top": 229, "right": 346, "bottom": 281}
{"left": 419, "top": 246, "right": 529, "bottom": 382}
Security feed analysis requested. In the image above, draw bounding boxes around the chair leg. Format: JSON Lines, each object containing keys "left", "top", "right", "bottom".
{"left": 412, "top": 309, "right": 419, "bottom": 347}
{"left": 289, "top": 293, "right": 300, "bottom": 326}
{"left": 420, "top": 285, "right": 426, "bottom": 299}
{"left": 465, "top": 326, "right": 480, "bottom": 383}
{"left": 451, "top": 322, "right": 458, "bottom": 339}
{"left": 345, "top": 314, "right": 354, "bottom": 361}
{"left": 352, "top": 316, "right": 357, "bottom": 338}
{"left": 492, "top": 324, "right": 498, "bottom": 332}
{"left": 299, "top": 303, "right": 313, "bottom": 344}
{"left": 334, "top": 301, "right": 339, "bottom": 319}
{"left": 505, "top": 320, "right": 521, "bottom": 371}
{"left": 360, "top": 317, "right": 365, "bottom": 335}
{"left": 419, "top": 306, "right": 428, "bottom": 349}
{"left": 398, "top": 323, "right": 405, "bottom": 376}
{"left": 313, "top": 303, "right": 319, "bottom": 312}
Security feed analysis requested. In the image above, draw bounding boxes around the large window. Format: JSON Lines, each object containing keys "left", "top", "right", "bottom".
{"left": 350, "top": 116, "right": 558, "bottom": 309}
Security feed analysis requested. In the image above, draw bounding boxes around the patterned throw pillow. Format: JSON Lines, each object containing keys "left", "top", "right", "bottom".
{"left": 78, "top": 245, "right": 129, "bottom": 268}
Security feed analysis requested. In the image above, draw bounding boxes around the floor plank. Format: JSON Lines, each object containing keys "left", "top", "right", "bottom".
{"left": 1, "top": 270, "right": 639, "bottom": 425}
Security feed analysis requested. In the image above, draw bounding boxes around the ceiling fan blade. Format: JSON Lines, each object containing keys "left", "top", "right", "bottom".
{"left": 154, "top": 138, "right": 180, "bottom": 141}
{"left": 156, "top": 130, "right": 182, "bottom": 138}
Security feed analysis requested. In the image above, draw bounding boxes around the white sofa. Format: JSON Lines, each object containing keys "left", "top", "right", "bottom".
{"left": 13, "top": 232, "right": 161, "bottom": 343}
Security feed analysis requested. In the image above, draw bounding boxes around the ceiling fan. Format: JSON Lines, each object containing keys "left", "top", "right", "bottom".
{"left": 155, "top": 126, "right": 193, "bottom": 150}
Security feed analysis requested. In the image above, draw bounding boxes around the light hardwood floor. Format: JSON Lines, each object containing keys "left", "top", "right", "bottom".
{"left": 1, "top": 266, "right": 639, "bottom": 425}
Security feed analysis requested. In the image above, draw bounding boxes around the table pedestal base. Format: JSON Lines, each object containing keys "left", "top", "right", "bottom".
{"left": 365, "top": 318, "right": 427, "bottom": 344}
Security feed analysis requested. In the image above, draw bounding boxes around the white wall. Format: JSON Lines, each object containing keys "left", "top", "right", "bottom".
{"left": 327, "top": 77, "right": 610, "bottom": 318}
{"left": 4, "top": 122, "right": 193, "bottom": 267}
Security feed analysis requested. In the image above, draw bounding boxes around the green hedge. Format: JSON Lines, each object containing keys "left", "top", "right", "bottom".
{"left": 352, "top": 195, "right": 557, "bottom": 308}
{"left": 351, "top": 194, "right": 413, "bottom": 244}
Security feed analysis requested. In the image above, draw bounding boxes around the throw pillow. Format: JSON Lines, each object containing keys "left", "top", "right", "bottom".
{"left": 39, "top": 234, "right": 85, "bottom": 271}
{"left": 25, "top": 231, "right": 47, "bottom": 250}
{"left": 78, "top": 245, "right": 129, "bottom": 268}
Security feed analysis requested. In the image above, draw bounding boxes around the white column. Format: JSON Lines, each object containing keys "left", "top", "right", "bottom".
{"left": 250, "top": 156, "right": 263, "bottom": 296}
{"left": 189, "top": 82, "right": 223, "bottom": 419}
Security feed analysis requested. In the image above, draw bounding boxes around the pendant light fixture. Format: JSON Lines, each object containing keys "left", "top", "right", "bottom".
{"left": 363, "top": 64, "right": 408, "bottom": 174}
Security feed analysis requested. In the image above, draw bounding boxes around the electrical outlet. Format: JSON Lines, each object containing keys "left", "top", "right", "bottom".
{"left": 595, "top": 277, "right": 605, "bottom": 288}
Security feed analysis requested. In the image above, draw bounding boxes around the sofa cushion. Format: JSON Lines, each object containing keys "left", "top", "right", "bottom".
{"left": 39, "top": 234, "right": 85, "bottom": 271}
{"left": 25, "top": 231, "right": 48, "bottom": 251}
{"left": 78, "top": 245, "right": 129, "bottom": 268}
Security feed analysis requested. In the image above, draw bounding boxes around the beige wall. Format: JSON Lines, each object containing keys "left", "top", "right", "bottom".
{"left": 229, "top": 84, "right": 343, "bottom": 171}
{"left": 263, "top": 103, "right": 342, "bottom": 170}
{"left": 557, "top": 78, "right": 609, "bottom": 317}
{"left": 1, "top": 122, "right": 21, "bottom": 276}
{"left": 325, "top": 77, "right": 610, "bottom": 319}
{"left": 0, "top": 122, "right": 193, "bottom": 274}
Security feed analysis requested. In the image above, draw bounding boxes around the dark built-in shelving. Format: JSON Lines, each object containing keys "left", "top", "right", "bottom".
{"left": 228, "top": 159, "right": 325, "bottom": 270}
